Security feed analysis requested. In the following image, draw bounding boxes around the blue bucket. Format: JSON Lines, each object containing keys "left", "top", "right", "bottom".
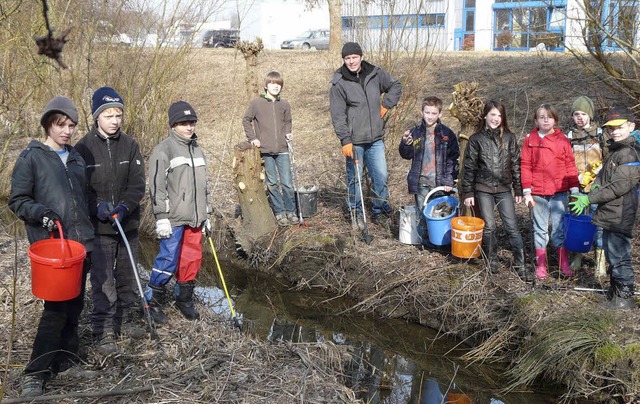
{"left": 423, "top": 196, "right": 459, "bottom": 246}
{"left": 563, "top": 213, "right": 597, "bottom": 253}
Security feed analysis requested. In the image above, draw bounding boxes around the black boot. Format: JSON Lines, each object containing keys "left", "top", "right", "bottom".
{"left": 175, "top": 281, "right": 200, "bottom": 320}
{"left": 482, "top": 237, "right": 499, "bottom": 274}
{"left": 512, "top": 248, "right": 532, "bottom": 282}
{"left": 147, "top": 284, "right": 169, "bottom": 324}
{"left": 602, "top": 283, "right": 636, "bottom": 310}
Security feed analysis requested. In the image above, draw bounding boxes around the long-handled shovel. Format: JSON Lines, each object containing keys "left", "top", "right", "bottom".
{"left": 206, "top": 233, "right": 242, "bottom": 330}
{"left": 112, "top": 216, "right": 159, "bottom": 341}
{"left": 353, "top": 151, "right": 373, "bottom": 245}
{"left": 286, "top": 139, "right": 304, "bottom": 226}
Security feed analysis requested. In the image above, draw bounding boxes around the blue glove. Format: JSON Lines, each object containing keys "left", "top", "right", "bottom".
{"left": 41, "top": 209, "right": 61, "bottom": 232}
{"left": 110, "top": 204, "right": 128, "bottom": 223}
{"left": 569, "top": 194, "right": 590, "bottom": 215}
{"left": 97, "top": 201, "right": 113, "bottom": 222}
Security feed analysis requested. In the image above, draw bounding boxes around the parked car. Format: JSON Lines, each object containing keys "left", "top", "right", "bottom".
{"left": 203, "top": 29, "right": 239, "bottom": 48}
{"left": 280, "top": 30, "right": 330, "bottom": 50}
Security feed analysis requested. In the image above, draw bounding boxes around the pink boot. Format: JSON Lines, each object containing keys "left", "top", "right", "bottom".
{"left": 558, "top": 247, "right": 573, "bottom": 277}
{"left": 535, "top": 248, "right": 548, "bottom": 279}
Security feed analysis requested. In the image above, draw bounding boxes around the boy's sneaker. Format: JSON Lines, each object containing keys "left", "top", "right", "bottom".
{"left": 94, "top": 331, "right": 118, "bottom": 355}
{"left": 21, "top": 374, "right": 44, "bottom": 398}
{"left": 275, "top": 213, "right": 289, "bottom": 226}
{"left": 286, "top": 212, "right": 299, "bottom": 225}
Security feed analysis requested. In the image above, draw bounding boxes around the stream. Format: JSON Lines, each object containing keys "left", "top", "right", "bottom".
{"left": 138, "top": 239, "right": 562, "bottom": 403}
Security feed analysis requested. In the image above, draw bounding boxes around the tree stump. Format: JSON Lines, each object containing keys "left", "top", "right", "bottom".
{"left": 232, "top": 142, "right": 276, "bottom": 252}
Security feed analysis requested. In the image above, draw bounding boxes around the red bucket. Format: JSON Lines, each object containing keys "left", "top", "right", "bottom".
{"left": 28, "top": 224, "right": 86, "bottom": 301}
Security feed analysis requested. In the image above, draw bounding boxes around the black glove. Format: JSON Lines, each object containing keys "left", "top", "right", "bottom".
{"left": 109, "top": 204, "right": 128, "bottom": 229}
{"left": 41, "top": 210, "right": 62, "bottom": 232}
{"left": 97, "top": 201, "right": 113, "bottom": 222}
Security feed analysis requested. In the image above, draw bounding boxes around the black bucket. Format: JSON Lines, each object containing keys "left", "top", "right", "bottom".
{"left": 295, "top": 185, "right": 319, "bottom": 217}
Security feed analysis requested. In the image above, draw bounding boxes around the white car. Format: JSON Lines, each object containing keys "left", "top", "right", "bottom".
{"left": 281, "top": 30, "right": 330, "bottom": 50}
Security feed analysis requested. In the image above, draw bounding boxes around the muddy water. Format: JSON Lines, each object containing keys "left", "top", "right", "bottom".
{"left": 138, "top": 239, "right": 560, "bottom": 403}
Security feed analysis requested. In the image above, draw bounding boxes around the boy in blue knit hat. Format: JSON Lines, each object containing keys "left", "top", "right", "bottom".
{"left": 75, "top": 87, "right": 146, "bottom": 353}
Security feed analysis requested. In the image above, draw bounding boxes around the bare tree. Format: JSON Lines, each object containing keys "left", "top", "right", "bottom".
{"left": 306, "top": 0, "right": 342, "bottom": 56}
{"left": 567, "top": 0, "right": 640, "bottom": 105}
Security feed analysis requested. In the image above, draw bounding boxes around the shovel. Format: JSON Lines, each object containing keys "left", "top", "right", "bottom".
{"left": 112, "top": 216, "right": 159, "bottom": 341}
{"left": 353, "top": 151, "right": 373, "bottom": 245}
{"left": 286, "top": 138, "right": 304, "bottom": 226}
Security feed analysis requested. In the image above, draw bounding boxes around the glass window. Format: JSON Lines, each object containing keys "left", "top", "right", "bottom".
{"left": 548, "top": 7, "right": 565, "bottom": 31}
{"left": 465, "top": 10, "right": 475, "bottom": 31}
{"left": 465, "top": 0, "right": 475, "bottom": 7}
{"left": 495, "top": 9, "right": 510, "bottom": 31}
{"left": 421, "top": 14, "right": 445, "bottom": 27}
{"left": 403, "top": 15, "right": 418, "bottom": 28}
{"left": 342, "top": 17, "right": 354, "bottom": 29}
{"left": 368, "top": 16, "right": 383, "bottom": 29}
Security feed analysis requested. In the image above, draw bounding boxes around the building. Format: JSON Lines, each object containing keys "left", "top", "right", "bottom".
{"left": 237, "top": 0, "right": 634, "bottom": 52}
{"left": 340, "top": 0, "right": 634, "bottom": 52}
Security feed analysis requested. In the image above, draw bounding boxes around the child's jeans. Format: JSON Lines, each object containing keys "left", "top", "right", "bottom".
{"left": 263, "top": 153, "right": 295, "bottom": 215}
{"left": 531, "top": 192, "right": 568, "bottom": 249}
{"left": 604, "top": 230, "right": 634, "bottom": 286}
{"left": 476, "top": 190, "right": 523, "bottom": 251}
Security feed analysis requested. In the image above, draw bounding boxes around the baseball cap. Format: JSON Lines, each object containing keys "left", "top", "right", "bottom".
{"left": 603, "top": 106, "right": 635, "bottom": 127}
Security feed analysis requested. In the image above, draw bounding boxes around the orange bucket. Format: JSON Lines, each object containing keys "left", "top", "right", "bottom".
{"left": 28, "top": 225, "right": 86, "bottom": 301}
{"left": 451, "top": 216, "right": 484, "bottom": 259}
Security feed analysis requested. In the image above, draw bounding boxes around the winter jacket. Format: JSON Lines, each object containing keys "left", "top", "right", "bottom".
{"left": 566, "top": 124, "right": 605, "bottom": 192}
{"left": 149, "top": 130, "right": 210, "bottom": 228}
{"left": 398, "top": 120, "right": 459, "bottom": 194}
{"left": 461, "top": 127, "right": 522, "bottom": 199}
{"left": 590, "top": 135, "right": 640, "bottom": 237}
{"left": 242, "top": 93, "right": 292, "bottom": 154}
{"left": 8, "top": 140, "right": 94, "bottom": 249}
{"left": 75, "top": 127, "right": 146, "bottom": 235}
{"left": 329, "top": 60, "right": 402, "bottom": 146}
{"left": 521, "top": 127, "right": 579, "bottom": 196}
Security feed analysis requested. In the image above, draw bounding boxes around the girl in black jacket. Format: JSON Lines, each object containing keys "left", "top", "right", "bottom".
{"left": 8, "top": 96, "right": 95, "bottom": 397}
{"left": 461, "top": 100, "right": 528, "bottom": 281}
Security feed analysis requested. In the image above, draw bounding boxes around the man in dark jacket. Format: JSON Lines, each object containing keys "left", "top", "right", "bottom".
{"left": 75, "top": 87, "right": 146, "bottom": 353}
{"left": 329, "top": 42, "right": 402, "bottom": 230}
{"left": 570, "top": 106, "right": 640, "bottom": 309}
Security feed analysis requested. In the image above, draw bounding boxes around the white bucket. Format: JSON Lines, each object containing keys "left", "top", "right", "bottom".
{"left": 399, "top": 205, "right": 422, "bottom": 245}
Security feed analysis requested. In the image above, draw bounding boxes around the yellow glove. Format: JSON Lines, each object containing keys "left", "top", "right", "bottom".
{"left": 380, "top": 105, "right": 388, "bottom": 118}
{"left": 342, "top": 143, "right": 353, "bottom": 159}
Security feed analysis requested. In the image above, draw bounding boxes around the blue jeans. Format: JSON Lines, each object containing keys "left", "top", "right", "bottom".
{"left": 263, "top": 153, "right": 295, "bottom": 214}
{"left": 346, "top": 140, "right": 390, "bottom": 215}
{"left": 604, "top": 230, "right": 634, "bottom": 286}
{"left": 476, "top": 191, "right": 523, "bottom": 250}
{"left": 531, "top": 192, "right": 567, "bottom": 249}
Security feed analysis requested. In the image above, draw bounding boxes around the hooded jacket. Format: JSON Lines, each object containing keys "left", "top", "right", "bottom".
{"left": 8, "top": 140, "right": 94, "bottom": 248}
{"left": 149, "top": 129, "right": 210, "bottom": 228}
{"left": 521, "top": 127, "right": 579, "bottom": 196}
{"left": 461, "top": 127, "right": 522, "bottom": 199}
{"left": 590, "top": 135, "right": 640, "bottom": 236}
{"left": 75, "top": 127, "right": 146, "bottom": 235}
{"left": 566, "top": 124, "right": 606, "bottom": 192}
{"left": 242, "top": 93, "right": 292, "bottom": 154}
{"left": 329, "top": 60, "right": 402, "bottom": 146}
{"left": 398, "top": 120, "right": 459, "bottom": 194}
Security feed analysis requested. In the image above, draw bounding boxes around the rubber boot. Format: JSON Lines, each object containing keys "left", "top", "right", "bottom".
{"left": 175, "top": 281, "right": 200, "bottom": 320}
{"left": 512, "top": 248, "right": 532, "bottom": 282}
{"left": 482, "top": 237, "right": 498, "bottom": 274}
{"left": 146, "top": 284, "right": 169, "bottom": 324}
{"left": 602, "top": 283, "right": 636, "bottom": 310}
{"left": 558, "top": 247, "right": 573, "bottom": 277}
{"left": 535, "top": 248, "right": 548, "bottom": 279}
{"left": 570, "top": 252, "right": 582, "bottom": 273}
{"left": 595, "top": 248, "right": 607, "bottom": 280}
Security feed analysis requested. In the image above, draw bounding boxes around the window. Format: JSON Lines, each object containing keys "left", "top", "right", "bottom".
{"left": 420, "top": 13, "right": 445, "bottom": 27}
{"left": 493, "top": 2, "right": 567, "bottom": 50}
{"left": 584, "top": 0, "right": 638, "bottom": 50}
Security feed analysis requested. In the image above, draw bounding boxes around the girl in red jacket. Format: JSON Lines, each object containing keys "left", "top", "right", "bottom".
{"left": 521, "top": 104, "right": 579, "bottom": 280}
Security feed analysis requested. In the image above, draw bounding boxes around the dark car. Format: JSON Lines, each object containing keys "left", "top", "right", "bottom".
{"left": 203, "top": 29, "right": 239, "bottom": 48}
{"left": 281, "top": 30, "right": 330, "bottom": 50}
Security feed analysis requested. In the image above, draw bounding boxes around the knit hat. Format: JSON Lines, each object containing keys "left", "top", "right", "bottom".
{"left": 571, "top": 96, "right": 595, "bottom": 119}
{"left": 603, "top": 106, "right": 635, "bottom": 127}
{"left": 341, "top": 42, "right": 363, "bottom": 58}
{"left": 40, "top": 96, "right": 78, "bottom": 127}
{"left": 92, "top": 87, "right": 124, "bottom": 119}
{"left": 168, "top": 101, "right": 198, "bottom": 127}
